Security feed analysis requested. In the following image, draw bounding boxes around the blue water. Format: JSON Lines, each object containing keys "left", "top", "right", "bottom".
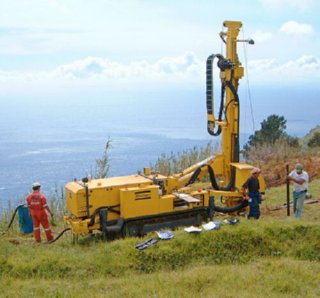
{"left": 0, "top": 87, "right": 319, "bottom": 211}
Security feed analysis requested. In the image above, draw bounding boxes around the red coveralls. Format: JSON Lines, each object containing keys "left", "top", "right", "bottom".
{"left": 26, "top": 190, "right": 53, "bottom": 242}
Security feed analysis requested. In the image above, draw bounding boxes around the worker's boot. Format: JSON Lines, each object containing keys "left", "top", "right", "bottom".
{"left": 33, "top": 227, "right": 41, "bottom": 242}
{"left": 44, "top": 228, "right": 54, "bottom": 241}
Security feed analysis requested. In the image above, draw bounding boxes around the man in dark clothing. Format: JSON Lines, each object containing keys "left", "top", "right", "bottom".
{"left": 242, "top": 167, "right": 262, "bottom": 219}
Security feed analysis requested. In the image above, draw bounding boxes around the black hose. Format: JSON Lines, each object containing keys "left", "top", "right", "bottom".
{"left": 206, "top": 54, "right": 240, "bottom": 181}
{"left": 212, "top": 200, "right": 248, "bottom": 213}
{"left": 209, "top": 196, "right": 248, "bottom": 213}
{"left": 47, "top": 228, "right": 71, "bottom": 244}
{"left": 206, "top": 54, "right": 225, "bottom": 136}
{"left": 186, "top": 164, "right": 235, "bottom": 191}
{"left": 0, "top": 204, "right": 25, "bottom": 236}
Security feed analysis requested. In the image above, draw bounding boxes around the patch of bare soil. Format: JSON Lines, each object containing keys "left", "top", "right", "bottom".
{"left": 261, "top": 156, "right": 320, "bottom": 187}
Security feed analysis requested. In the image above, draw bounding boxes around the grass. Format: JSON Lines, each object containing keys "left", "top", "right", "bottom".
{"left": 1, "top": 178, "right": 320, "bottom": 297}
{"left": 1, "top": 212, "right": 320, "bottom": 297}
{"left": 2, "top": 258, "right": 319, "bottom": 298}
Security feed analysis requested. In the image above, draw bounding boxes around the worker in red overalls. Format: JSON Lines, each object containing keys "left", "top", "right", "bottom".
{"left": 26, "top": 182, "right": 54, "bottom": 242}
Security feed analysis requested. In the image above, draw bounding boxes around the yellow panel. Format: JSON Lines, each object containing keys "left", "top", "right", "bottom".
{"left": 159, "top": 195, "right": 173, "bottom": 213}
{"left": 230, "top": 162, "right": 254, "bottom": 170}
{"left": 65, "top": 175, "right": 153, "bottom": 218}
{"left": 88, "top": 175, "right": 152, "bottom": 189}
{"left": 232, "top": 163, "right": 266, "bottom": 193}
{"left": 209, "top": 189, "right": 242, "bottom": 197}
{"left": 66, "top": 184, "right": 87, "bottom": 218}
{"left": 120, "top": 186, "right": 159, "bottom": 219}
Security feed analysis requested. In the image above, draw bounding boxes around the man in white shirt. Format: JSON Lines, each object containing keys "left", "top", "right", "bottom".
{"left": 287, "top": 163, "right": 309, "bottom": 219}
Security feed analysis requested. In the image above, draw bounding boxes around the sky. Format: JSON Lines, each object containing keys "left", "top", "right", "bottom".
{"left": 0, "top": 0, "right": 319, "bottom": 94}
{"left": 0, "top": 0, "right": 320, "bottom": 134}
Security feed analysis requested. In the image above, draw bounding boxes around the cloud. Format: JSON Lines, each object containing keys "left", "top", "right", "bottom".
{"left": 252, "top": 30, "right": 273, "bottom": 43}
{"left": 53, "top": 53, "right": 203, "bottom": 80}
{"left": 282, "top": 55, "right": 320, "bottom": 71}
{"left": 248, "top": 55, "right": 320, "bottom": 83}
{"left": 0, "top": 53, "right": 319, "bottom": 90}
{"left": 280, "top": 21, "right": 314, "bottom": 36}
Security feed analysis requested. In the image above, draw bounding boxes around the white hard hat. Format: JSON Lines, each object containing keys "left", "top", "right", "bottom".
{"left": 32, "top": 182, "right": 41, "bottom": 188}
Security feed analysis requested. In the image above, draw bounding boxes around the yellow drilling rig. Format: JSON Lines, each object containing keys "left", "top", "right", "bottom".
{"left": 64, "top": 21, "right": 265, "bottom": 238}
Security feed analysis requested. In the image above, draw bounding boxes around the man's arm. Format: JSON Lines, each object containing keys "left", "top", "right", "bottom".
{"left": 41, "top": 196, "right": 54, "bottom": 217}
{"left": 242, "top": 178, "right": 250, "bottom": 199}
{"left": 242, "top": 187, "right": 249, "bottom": 199}
{"left": 45, "top": 206, "right": 54, "bottom": 217}
{"left": 287, "top": 176, "right": 306, "bottom": 185}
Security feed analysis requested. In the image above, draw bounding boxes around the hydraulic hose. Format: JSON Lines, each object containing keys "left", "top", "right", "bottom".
{"left": 212, "top": 200, "right": 248, "bottom": 213}
{"left": 186, "top": 164, "right": 235, "bottom": 191}
{"left": 48, "top": 228, "right": 71, "bottom": 244}
{"left": 209, "top": 197, "right": 248, "bottom": 214}
{"left": 88, "top": 205, "right": 121, "bottom": 227}
{"left": 206, "top": 54, "right": 225, "bottom": 136}
{"left": 0, "top": 204, "right": 25, "bottom": 236}
{"left": 206, "top": 54, "right": 240, "bottom": 188}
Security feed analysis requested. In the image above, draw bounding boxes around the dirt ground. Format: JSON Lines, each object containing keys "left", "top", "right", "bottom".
{"left": 260, "top": 156, "right": 320, "bottom": 187}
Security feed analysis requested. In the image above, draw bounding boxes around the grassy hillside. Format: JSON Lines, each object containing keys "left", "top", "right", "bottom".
{"left": 300, "top": 125, "right": 320, "bottom": 146}
{"left": 1, "top": 180, "right": 320, "bottom": 297}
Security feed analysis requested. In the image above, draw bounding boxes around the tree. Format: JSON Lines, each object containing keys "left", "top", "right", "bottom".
{"left": 95, "top": 138, "right": 112, "bottom": 179}
{"left": 308, "top": 131, "right": 320, "bottom": 147}
{"left": 250, "top": 115, "right": 286, "bottom": 145}
{"left": 243, "top": 115, "right": 288, "bottom": 152}
{"left": 242, "top": 114, "right": 301, "bottom": 155}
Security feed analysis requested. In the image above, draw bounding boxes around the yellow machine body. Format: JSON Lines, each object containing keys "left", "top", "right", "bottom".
{"left": 65, "top": 21, "right": 265, "bottom": 237}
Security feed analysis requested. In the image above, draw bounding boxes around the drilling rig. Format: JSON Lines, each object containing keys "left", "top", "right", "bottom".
{"left": 64, "top": 21, "right": 265, "bottom": 238}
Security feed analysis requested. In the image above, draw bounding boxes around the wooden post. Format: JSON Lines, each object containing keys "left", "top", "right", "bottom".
{"left": 286, "top": 164, "right": 290, "bottom": 216}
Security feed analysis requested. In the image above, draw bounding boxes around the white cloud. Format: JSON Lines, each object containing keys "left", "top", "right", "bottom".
{"left": 0, "top": 54, "right": 319, "bottom": 90}
{"left": 53, "top": 53, "right": 203, "bottom": 80}
{"left": 248, "top": 55, "right": 320, "bottom": 83}
{"left": 282, "top": 55, "right": 320, "bottom": 71}
{"left": 280, "top": 21, "right": 314, "bottom": 36}
{"left": 252, "top": 30, "right": 273, "bottom": 43}
{"left": 0, "top": 53, "right": 205, "bottom": 91}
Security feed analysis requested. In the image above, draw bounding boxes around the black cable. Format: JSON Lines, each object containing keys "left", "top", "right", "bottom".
{"left": 47, "top": 228, "right": 71, "bottom": 244}
{"left": 0, "top": 204, "right": 25, "bottom": 236}
{"left": 206, "top": 54, "right": 225, "bottom": 136}
{"left": 212, "top": 199, "right": 248, "bottom": 213}
{"left": 186, "top": 164, "right": 234, "bottom": 191}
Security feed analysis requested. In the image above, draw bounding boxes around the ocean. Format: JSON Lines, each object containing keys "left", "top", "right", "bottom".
{"left": 0, "top": 87, "right": 319, "bottom": 211}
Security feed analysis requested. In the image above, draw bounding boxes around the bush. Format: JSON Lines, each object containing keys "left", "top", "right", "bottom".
{"left": 308, "top": 131, "right": 320, "bottom": 148}
{"left": 151, "top": 142, "right": 214, "bottom": 175}
{"left": 95, "top": 138, "right": 112, "bottom": 179}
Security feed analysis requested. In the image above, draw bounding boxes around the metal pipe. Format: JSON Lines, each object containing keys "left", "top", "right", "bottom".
{"left": 286, "top": 164, "right": 290, "bottom": 216}
{"left": 85, "top": 184, "right": 90, "bottom": 218}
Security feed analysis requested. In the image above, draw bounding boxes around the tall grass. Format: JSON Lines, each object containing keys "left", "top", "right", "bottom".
{"left": 152, "top": 142, "right": 215, "bottom": 175}
{"left": 244, "top": 139, "right": 320, "bottom": 187}
{"left": 2, "top": 258, "right": 319, "bottom": 297}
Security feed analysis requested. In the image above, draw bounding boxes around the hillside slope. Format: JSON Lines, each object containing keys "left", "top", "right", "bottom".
{"left": 1, "top": 179, "right": 320, "bottom": 297}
